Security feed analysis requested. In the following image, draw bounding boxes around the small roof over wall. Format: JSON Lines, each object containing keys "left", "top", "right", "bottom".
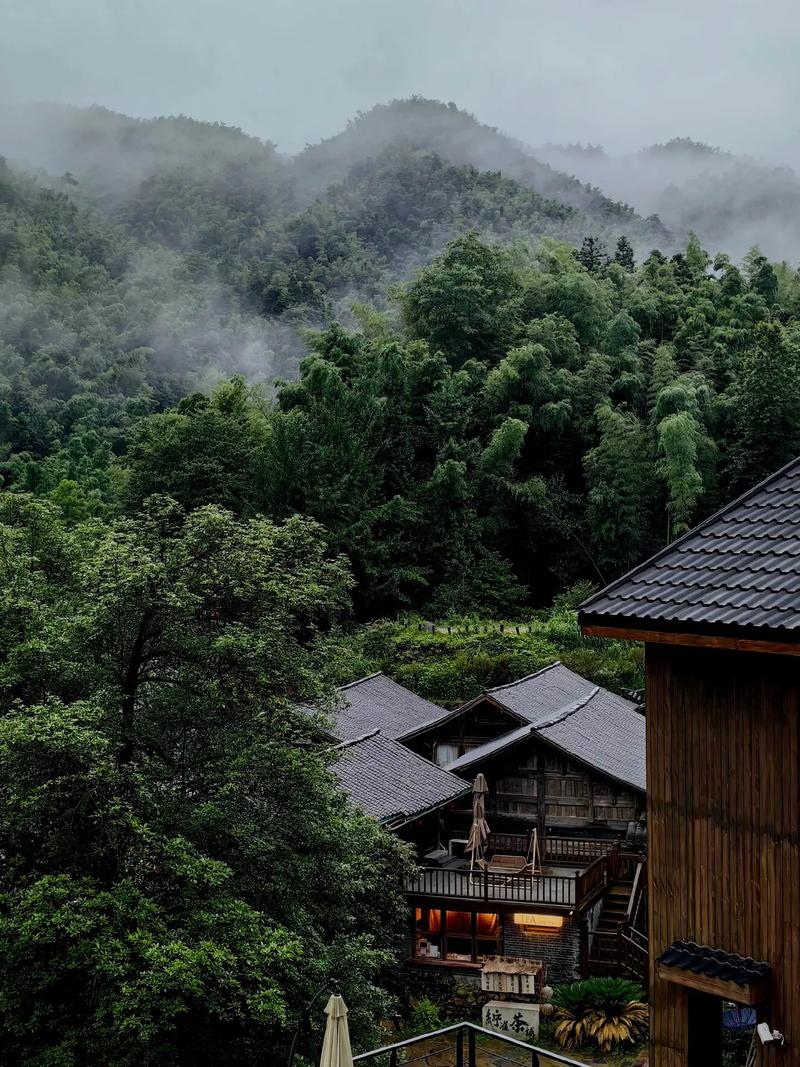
{"left": 446, "top": 663, "right": 646, "bottom": 792}
{"left": 331, "top": 730, "right": 470, "bottom": 829}
{"left": 656, "top": 940, "right": 770, "bottom": 1006}
{"left": 579, "top": 456, "right": 800, "bottom": 648}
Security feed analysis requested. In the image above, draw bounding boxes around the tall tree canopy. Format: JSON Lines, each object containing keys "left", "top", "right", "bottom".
{"left": 0, "top": 494, "right": 408, "bottom": 1065}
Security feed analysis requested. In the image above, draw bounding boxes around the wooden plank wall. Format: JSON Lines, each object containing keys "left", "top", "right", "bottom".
{"left": 646, "top": 642, "right": 800, "bottom": 1065}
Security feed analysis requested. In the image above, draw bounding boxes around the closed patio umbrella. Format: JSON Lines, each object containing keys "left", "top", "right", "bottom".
{"left": 319, "top": 993, "right": 354, "bottom": 1067}
{"left": 467, "top": 773, "right": 490, "bottom": 874}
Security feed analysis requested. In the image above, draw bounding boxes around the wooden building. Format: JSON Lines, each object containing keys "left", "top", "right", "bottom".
{"left": 325, "top": 670, "right": 647, "bottom": 984}
{"left": 580, "top": 457, "right": 800, "bottom": 1065}
{"left": 403, "top": 663, "right": 645, "bottom": 836}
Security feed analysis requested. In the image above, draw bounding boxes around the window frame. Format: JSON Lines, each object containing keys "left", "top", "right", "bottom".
{"left": 413, "top": 907, "right": 502, "bottom": 964}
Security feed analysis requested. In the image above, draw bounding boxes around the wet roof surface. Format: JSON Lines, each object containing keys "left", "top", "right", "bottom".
{"left": 580, "top": 457, "right": 800, "bottom": 638}
{"left": 447, "top": 663, "right": 645, "bottom": 792}
{"left": 332, "top": 730, "right": 470, "bottom": 826}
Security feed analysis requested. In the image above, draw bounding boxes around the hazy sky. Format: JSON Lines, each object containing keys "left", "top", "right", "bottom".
{"left": 2, "top": 0, "right": 799, "bottom": 162}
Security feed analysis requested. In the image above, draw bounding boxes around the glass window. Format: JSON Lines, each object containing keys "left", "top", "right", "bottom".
{"left": 476, "top": 912, "right": 500, "bottom": 961}
{"left": 433, "top": 742, "right": 460, "bottom": 766}
{"left": 414, "top": 910, "right": 501, "bottom": 963}
{"left": 445, "top": 911, "right": 473, "bottom": 961}
{"left": 433, "top": 741, "right": 479, "bottom": 767}
{"left": 415, "top": 907, "right": 442, "bottom": 959}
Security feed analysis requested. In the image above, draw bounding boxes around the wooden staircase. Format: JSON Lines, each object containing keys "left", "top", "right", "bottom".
{"left": 587, "top": 876, "right": 635, "bottom": 975}
{"left": 584, "top": 856, "right": 648, "bottom": 980}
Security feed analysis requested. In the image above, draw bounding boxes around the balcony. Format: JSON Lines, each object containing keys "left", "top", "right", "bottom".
{"left": 404, "top": 835, "right": 627, "bottom": 913}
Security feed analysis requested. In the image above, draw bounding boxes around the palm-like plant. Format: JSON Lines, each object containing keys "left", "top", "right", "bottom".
{"left": 552, "top": 982, "right": 596, "bottom": 1050}
{"left": 552, "top": 978, "right": 648, "bottom": 1052}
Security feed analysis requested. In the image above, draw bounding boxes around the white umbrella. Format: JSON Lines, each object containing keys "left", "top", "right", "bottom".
{"left": 319, "top": 993, "right": 354, "bottom": 1067}
{"left": 467, "top": 773, "right": 490, "bottom": 874}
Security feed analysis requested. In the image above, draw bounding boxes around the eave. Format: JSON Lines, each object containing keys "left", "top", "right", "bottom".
{"left": 580, "top": 618, "right": 800, "bottom": 657}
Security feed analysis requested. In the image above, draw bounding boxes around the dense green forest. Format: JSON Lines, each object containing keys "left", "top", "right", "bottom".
{"left": 3, "top": 95, "right": 800, "bottom": 1062}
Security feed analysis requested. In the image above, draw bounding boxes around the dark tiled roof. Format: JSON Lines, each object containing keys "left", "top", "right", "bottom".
{"left": 327, "top": 672, "right": 451, "bottom": 742}
{"left": 447, "top": 663, "right": 646, "bottom": 792}
{"left": 658, "top": 941, "right": 770, "bottom": 987}
{"left": 484, "top": 663, "right": 608, "bottom": 726}
{"left": 579, "top": 457, "right": 800, "bottom": 639}
{"left": 331, "top": 730, "right": 471, "bottom": 827}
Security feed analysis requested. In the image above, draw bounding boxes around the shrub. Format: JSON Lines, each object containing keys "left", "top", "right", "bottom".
{"left": 408, "top": 997, "right": 443, "bottom": 1035}
{"left": 552, "top": 977, "right": 648, "bottom": 1052}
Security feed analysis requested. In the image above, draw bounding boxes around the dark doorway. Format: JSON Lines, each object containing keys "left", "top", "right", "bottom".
{"left": 687, "top": 990, "right": 722, "bottom": 1067}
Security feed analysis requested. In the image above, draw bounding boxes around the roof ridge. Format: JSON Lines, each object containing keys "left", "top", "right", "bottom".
{"left": 445, "top": 721, "right": 536, "bottom": 772}
{"left": 535, "top": 686, "right": 600, "bottom": 730}
{"left": 330, "top": 728, "right": 382, "bottom": 750}
{"left": 487, "top": 661, "right": 562, "bottom": 693}
{"left": 335, "top": 671, "right": 384, "bottom": 692}
{"left": 579, "top": 454, "right": 800, "bottom": 615}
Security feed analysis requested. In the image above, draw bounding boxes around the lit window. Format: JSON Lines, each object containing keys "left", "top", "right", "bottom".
{"left": 414, "top": 909, "right": 501, "bottom": 962}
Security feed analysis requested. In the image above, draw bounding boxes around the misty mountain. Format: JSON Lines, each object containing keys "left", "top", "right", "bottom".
{"left": 0, "top": 99, "right": 675, "bottom": 332}
{"left": 1, "top": 98, "right": 671, "bottom": 258}
{"left": 537, "top": 137, "right": 800, "bottom": 261}
{"left": 0, "top": 157, "right": 301, "bottom": 489}
{"left": 0, "top": 102, "right": 291, "bottom": 208}
{"left": 293, "top": 97, "right": 670, "bottom": 250}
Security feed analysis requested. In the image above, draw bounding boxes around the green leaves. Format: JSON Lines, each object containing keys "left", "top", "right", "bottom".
{"left": 0, "top": 495, "right": 407, "bottom": 1063}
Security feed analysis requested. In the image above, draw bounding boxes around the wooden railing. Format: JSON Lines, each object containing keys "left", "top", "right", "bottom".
{"left": 405, "top": 865, "right": 576, "bottom": 907}
{"left": 545, "top": 836, "right": 613, "bottom": 864}
{"left": 619, "top": 925, "right": 648, "bottom": 982}
{"left": 575, "top": 844, "right": 621, "bottom": 911}
{"left": 486, "top": 832, "right": 619, "bottom": 865}
{"left": 626, "top": 857, "right": 647, "bottom": 927}
{"left": 619, "top": 848, "right": 646, "bottom": 881}
{"left": 407, "top": 839, "right": 625, "bottom": 912}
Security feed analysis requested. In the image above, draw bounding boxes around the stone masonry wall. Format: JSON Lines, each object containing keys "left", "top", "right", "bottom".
{"left": 503, "top": 915, "right": 581, "bottom": 986}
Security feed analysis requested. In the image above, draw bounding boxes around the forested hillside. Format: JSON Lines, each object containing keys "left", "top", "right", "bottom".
{"left": 4, "top": 133, "right": 799, "bottom": 615}
{"left": 538, "top": 136, "right": 800, "bottom": 261}
{"left": 3, "top": 91, "right": 800, "bottom": 1062}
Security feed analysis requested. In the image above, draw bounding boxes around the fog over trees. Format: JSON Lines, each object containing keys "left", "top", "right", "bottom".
{"left": 2, "top": 1, "right": 800, "bottom": 1058}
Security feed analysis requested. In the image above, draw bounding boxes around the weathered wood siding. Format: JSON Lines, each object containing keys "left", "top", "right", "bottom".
{"left": 406, "top": 701, "right": 519, "bottom": 762}
{"left": 647, "top": 642, "right": 800, "bottom": 1065}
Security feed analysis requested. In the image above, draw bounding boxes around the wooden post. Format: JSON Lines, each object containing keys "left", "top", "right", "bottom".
{"left": 585, "top": 773, "right": 596, "bottom": 823}
{"left": 456, "top": 1027, "right": 464, "bottom": 1067}
{"left": 467, "top": 1028, "right": 476, "bottom": 1067}
{"left": 536, "top": 754, "right": 546, "bottom": 846}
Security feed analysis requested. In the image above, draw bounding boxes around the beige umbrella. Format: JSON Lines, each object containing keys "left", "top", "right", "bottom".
{"left": 467, "top": 773, "right": 490, "bottom": 875}
{"left": 319, "top": 993, "right": 354, "bottom": 1067}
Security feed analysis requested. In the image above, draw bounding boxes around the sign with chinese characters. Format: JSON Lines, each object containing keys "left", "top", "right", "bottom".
{"left": 482, "top": 1000, "right": 540, "bottom": 1038}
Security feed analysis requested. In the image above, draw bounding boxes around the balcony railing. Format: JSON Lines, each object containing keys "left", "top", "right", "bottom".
{"left": 405, "top": 841, "right": 622, "bottom": 911}
{"left": 405, "top": 865, "right": 577, "bottom": 907}
{"left": 487, "top": 833, "right": 612, "bottom": 865}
